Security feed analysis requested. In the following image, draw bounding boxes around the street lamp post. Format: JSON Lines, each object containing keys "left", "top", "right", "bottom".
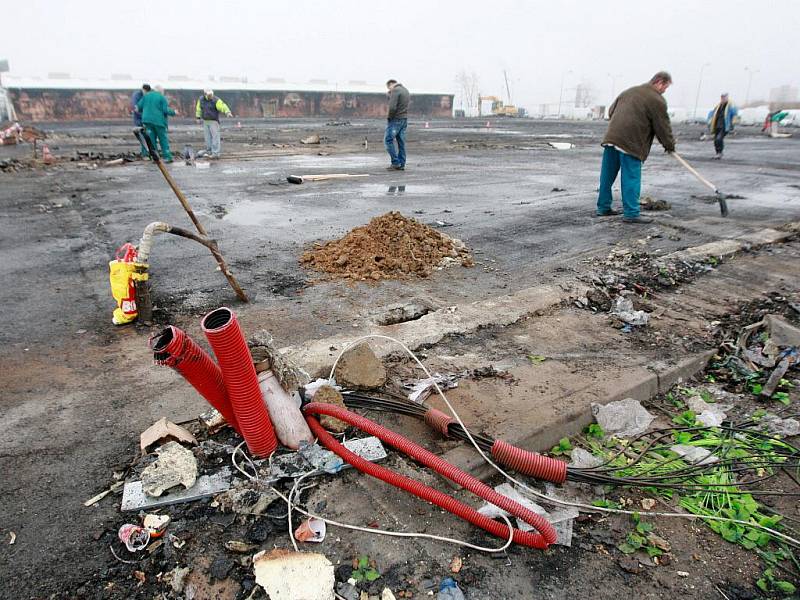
{"left": 693, "top": 63, "right": 710, "bottom": 120}
{"left": 557, "top": 70, "right": 573, "bottom": 119}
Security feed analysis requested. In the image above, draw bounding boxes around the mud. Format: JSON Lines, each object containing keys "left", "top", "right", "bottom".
{"left": 300, "top": 211, "right": 474, "bottom": 281}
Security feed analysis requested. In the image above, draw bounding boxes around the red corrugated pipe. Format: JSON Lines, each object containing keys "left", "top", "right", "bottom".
{"left": 202, "top": 307, "right": 277, "bottom": 457}
{"left": 304, "top": 402, "right": 557, "bottom": 549}
{"left": 150, "top": 325, "right": 240, "bottom": 433}
{"left": 491, "top": 439, "right": 567, "bottom": 484}
{"left": 421, "top": 408, "right": 567, "bottom": 484}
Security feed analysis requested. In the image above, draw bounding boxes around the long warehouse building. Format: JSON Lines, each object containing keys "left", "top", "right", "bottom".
{"left": 2, "top": 75, "right": 454, "bottom": 122}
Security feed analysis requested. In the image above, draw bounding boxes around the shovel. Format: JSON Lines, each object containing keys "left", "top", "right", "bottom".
{"left": 671, "top": 152, "right": 729, "bottom": 217}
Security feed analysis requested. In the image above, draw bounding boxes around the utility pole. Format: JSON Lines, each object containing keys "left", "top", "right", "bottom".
{"left": 503, "top": 70, "right": 513, "bottom": 106}
{"left": 693, "top": 63, "right": 710, "bottom": 120}
{"left": 744, "top": 66, "right": 759, "bottom": 106}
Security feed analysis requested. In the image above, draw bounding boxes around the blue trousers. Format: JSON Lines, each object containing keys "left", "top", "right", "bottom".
{"left": 597, "top": 146, "right": 642, "bottom": 218}
{"left": 384, "top": 118, "right": 407, "bottom": 166}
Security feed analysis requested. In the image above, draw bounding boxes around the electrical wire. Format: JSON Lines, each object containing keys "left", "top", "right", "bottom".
{"left": 325, "top": 334, "right": 800, "bottom": 549}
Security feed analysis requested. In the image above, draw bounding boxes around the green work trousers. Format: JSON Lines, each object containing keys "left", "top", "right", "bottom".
{"left": 144, "top": 123, "right": 173, "bottom": 161}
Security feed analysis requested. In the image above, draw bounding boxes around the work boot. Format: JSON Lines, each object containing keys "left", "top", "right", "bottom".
{"left": 596, "top": 209, "right": 622, "bottom": 217}
{"left": 622, "top": 215, "right": 653, "bottom": 224}
{"left": 713, "top": 153, "right": 722, "bottom": 160}
{"left": 386, "top": 164, "right": 403, "bottom": 171}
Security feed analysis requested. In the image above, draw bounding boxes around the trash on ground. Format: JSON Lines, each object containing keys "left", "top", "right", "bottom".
{"left": 253, "top": 548, "right": 335, "bottom": 600}
{"left": 477, "top": 483, "right": 578, "bottom": 546}
{"left": 670, "top": 444, "right": 719, "bottom": 465}
{"left": 761, "top": 414, "right": 800, "bottom": 437}
{"left": 83, "top": 481, "right": 124, "bottom": 507}
{"left": 569, "top": 447, "right": 604, "bottom": 469}
{"left": 300, "top": 211, "right": 474, "bottom": 281}
{"left": 121, "top": 468, "right": 232, "bottom": 511}
{"left": 141, "top": 441, "right": 199, "bottom": 497}
{"left": 333, "top": 342, "right": 388, "bottom": 390}
{"left": 437, "top": 577, "right": 465, "bottom": 599}
{"left": 140, "top": 417, "right": 197, "bottom": 452}
{"left": 294, "top": 517, "right": 326, "bottom": 543}
{"left": 685, "top": 395, "right": 729, "bottom": 427}
{"left": 548, "top": 142, "right": 574, "bottom": 150}
{"left": 300, "top": 134, "right": 321, "bottom": 144}
{"left": 199, "top": 407, "right": 227, "bottom": 433}
{"left": 142, "top": 513, "right": 170, "bottom": 537}
{"left": 449, "top": 556, "right": 463, "bottom": 573}
{"left": 610, "top": 296, "right": 649, "bottom": 326}
{"left": 405, "top": 373, "right": 459, "bottom": 404}
{"left": 258, "top": 369, "right": 314, "bottom": 448}
{"left": 8, "top": 532, "right": 16, "bottom": 545}
{"left": 765, "top": 314, "right": 800, "bottom": 347}
{"left": 336, "top": 581, "right": 359, "bottom": 600}
{"left": 762, "top": 358, "right": 791, "bottom": 398}
{"left": 382, "top": 588, "right": 397, "bottom": 600}
{"left": 640, "top": 195, "right": 671, "bottom": 211}
{"left": 118, "top": 523, "right": 151, "bottom": 552}
{"left": 592, "top": 398, "right": 655, "bottom": 438}
{"left": 214, "top": 484, "right": 277, "bottom": 515}
{"left": 263, "top": 437, "right": 387, "bottom": 481}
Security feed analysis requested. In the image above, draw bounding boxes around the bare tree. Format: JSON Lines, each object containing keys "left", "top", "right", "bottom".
{"left": 455, "top": 70, "right": 480, "bottom": 116}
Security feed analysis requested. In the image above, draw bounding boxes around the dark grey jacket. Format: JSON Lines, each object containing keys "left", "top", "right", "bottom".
{"left": 603, "top": 83, "right": 675, "bottom": 161}
{"left": 387, "top": 84, "right": 409, "bottom": 120}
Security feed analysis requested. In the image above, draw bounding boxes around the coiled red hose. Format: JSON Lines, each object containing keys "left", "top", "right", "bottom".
{"left": 150, "top": 326, "right": 240, "bottom": 433}
{"left": 202, "top": 307, "right": 277, "bottom": 457}
{"left": 304, "top": 402, "right": 557, "bottom": 549}
{"left": 491, "top": 440, "right": 567, "bottom": 484}
{"left": 424, "top": 407, "right": 453, "bottom": 437}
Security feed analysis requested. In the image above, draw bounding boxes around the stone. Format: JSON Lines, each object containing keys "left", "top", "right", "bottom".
{"left": 253, "top": 549, "right": 334, "bottom": 600}
{"left": 765, "top": 314, "right": 800, "bottom": 348}
{"left": 333, "top": 343, "right": 387, "bottom": 389}
{"left": 141, "top": 441, "right": 198, "bottom": 497}
{"left": 314, "top": 385, "right": 349, "bottom": 432}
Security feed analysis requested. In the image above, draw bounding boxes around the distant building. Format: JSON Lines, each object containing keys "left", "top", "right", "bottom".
{"left": 2, "top": 75, "right": 454, "bottom": 122}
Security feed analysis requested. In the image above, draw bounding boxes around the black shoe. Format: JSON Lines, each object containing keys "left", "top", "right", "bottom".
{"left": 596, "top": 209, "right": 622, "bottom": 217}
{"left": 387, "top": 164, "right": 403, "bottom": 170}
{"left": 622, "top": 215, "right": 653, "bottom": 224}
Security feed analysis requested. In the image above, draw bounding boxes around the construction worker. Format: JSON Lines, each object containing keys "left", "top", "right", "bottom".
{"left": 131, "top": 83, "right": 151, "bottom": 158}
{"left": 137, "top": 85, "right": 176, "bottom": 162}
{"left": 596, "top": 71, "right": 676, "bottom": 224}
{"left": 707, "top": 93, "right": 738, "bottom": 159}
{"left": 195, "top": 90, "right": 233, "bottom": 159}
{"left": 385, "top": 79, "right": 410, "bottom": 170}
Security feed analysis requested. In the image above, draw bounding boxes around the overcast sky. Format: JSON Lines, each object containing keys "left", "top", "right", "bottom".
{"left": 5, "top": 0, "right": 798, "bottom": 110}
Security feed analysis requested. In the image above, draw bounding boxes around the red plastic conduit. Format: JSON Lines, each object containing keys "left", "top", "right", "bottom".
{"left": 303, "top": 402, "right": 557, "bottom": 549}
{"left": 150, "top": 326, "right": 240, "bottom": 433}
{"left": 424, "top": 407, "right": 453, "bottom": 437}
{"left": 201, "top": 307, "right": 277, "bottom": 457}
{"left": 491, "top": 440, "right": 567, "bottom": 484}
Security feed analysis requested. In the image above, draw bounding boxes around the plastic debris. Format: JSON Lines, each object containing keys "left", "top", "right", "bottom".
{"left": 569, "top": 447, "right": 604, "bottom": 469}
{"left": 548, "top": 142, "right": 575, "bottom": 150}
{"left": 253, "top": 549, "right": 334, "bottom": 600}
{"left": 670, "top": 444, "right": 718, "bottom": 465}
{"left": 84, "top": 481, "right": 124, "bottom": 507}
{"left": 592, "top": 398, "right": 655, "bottom": 438}
{"left": 761, "top": 414, "right": 800, "bottom": 437}
{"left": 118, "top": 524, "right": 150, "bottom": 552}
{"left": 199, "top": 407, "right": 227, "bottom": 433}
{"left": 685, "top": 396, "right": 729, "bottom": 427}
{"left": 405, "top": 373, "right": 459, "bottom": 404}
{"left": 140, "top": 417, "right": 197, "bottom": 452}
{"left": 121, "top": 468, "right": 232, "bottom": 511}
{"left": 381, "top": 589, "right": 397, "bottom": 600}
{"left": 294, "top": 517, "right": 326, "bottom": 543}
{"left": 610, "top": 296, "right": 649, "bottom": 326}
{"left": 264, "top": 437, "right": 387, "bottom": 480}
{"left": 143, "top": 514, "right": 170, "bottom": 537}
{"left": 8, "top": 532, "right": 15, "bottom": 545}
{"left": 437, "top": 577, "right": 465, "bottom": 599}
{"left": 477, "top": 483, "right": 578, "bottom": 546}
{"left": 141, "top": 441, "right": 199, "bottom": 497}
{"left": 224, "top": 540, "right": 258, "bottom": 553}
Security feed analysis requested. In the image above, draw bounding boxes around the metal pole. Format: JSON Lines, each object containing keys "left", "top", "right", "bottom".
{"left": 744, "top": 67, "right": 758, "bottom": 106}
{"left": 557, "top": 70, "right": 572, "bottom": 118}
{"left": 693, "top": 63, "right": 710, "bottom": 120}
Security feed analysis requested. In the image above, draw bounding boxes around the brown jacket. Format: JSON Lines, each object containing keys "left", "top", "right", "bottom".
{"left": 602, "top": 83, "right": 675, "bottom": 161}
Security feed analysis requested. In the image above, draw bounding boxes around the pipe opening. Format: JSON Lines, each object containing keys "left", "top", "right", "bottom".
{"left": 202, "top": 307, "right": 233, "bottom": 331}
{"left": 150, "top": 326, "right": 175, "bottom": 352}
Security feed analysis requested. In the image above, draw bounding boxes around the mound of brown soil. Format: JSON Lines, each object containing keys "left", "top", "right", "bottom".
{"left": 300, "top": 211, "right": 474, "bottom": 281}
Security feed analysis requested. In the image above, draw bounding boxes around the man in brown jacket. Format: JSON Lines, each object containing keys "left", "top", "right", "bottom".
{"left": 597, "top": 71, "right": 676, "bottom": 223}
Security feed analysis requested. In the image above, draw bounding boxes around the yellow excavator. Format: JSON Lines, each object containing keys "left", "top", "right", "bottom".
{"left": 478, "top": 71, "right": 521, "bottom": 117}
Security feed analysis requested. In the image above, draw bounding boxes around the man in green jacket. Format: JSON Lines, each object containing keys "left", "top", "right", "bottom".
{"left": 195, "top": 89, "right": 233, "bottom": 159}
{"left": 597, "top": 71, "right": 676, "bottom": 224}
{"left": 137, "top": 85, "right": 177, "bottom": 162}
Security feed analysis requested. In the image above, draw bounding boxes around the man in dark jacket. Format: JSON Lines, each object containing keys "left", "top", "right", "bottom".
{"left": 131, "top": 84, "right": 151, "bottom": 157}
{"left": 597, "top": 71, "right": 676, "bottom": 223}
{"left": 195, "top": 89, "right": 233, "bottom": 158}
{"left": 384, "top": 79, "right": 410, "bottom": 170}
{"left": 137, "top": 85, "right": 177, "bottom": 162}
{"left": 707, "top": 93, "right": 738, "bottom": 159}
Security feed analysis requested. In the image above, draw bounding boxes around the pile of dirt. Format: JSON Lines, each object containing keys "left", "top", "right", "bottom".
{"left": 640, "top": 195, "right": 671, "bottom": 211}
{"left": 300, "top": 211, "right": 474, "bottom": 281}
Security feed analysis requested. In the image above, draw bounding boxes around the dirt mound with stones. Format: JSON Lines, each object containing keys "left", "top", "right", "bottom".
{"left": 300, "top": 211, "right": 474, "bottom": 281}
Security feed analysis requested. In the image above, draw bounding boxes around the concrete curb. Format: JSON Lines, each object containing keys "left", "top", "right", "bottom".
{"left": 666, "top": 225, "right": 797, "bottom": 262}
{"left": 441, "top": 349, "right": 716, "bottom": 481}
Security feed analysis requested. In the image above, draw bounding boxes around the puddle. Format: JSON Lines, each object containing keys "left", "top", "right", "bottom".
{"left": 357, "top": 183, "right": 440, "bottom": 198}
{"left": 271, "top": 154, "right": 382, "bottom": 169}
{"left": 224, "top": 200, "right": 291, "bottom": 225}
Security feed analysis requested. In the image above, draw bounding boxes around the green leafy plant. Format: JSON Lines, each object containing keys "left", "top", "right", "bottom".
{"left": 699, "top": 389, "right": 715, "bottom": 403}
{"left": 617, "top": 515, "right": 664, "bottom": 558}
{"left": 750, "top": 382, "right": 764, "bottom": 395}
{"left": 351, "top": 556, "right": 380, "bottom": 582}
{"left": 550, "top": 437, "right": 572, "bottom": 456}
{"left": 756, "top": 568, "right": 796, "bottom": 596}
{"left": 771, "top": 391, "right": 790, "bottom": 406}
{"left": 527, "top": 354, "right": 547, "bottom": 364}
{"left": 585, "top": 423, "right": 605, "bottom": 439}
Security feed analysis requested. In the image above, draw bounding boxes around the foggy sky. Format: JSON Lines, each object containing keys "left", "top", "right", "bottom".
{"left": 5, "top": 0, "right": 798, "bottom": 110}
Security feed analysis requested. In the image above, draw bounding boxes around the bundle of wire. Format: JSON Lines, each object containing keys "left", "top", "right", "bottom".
{"left": 341, "top": 391, "right": 800, "bottom": 498}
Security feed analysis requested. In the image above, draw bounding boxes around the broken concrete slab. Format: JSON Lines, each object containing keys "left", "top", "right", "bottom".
{"left": 140, "top": 417, "right": 197, "bottom": 452}
{"left": 592, "top": 398, "right": 655, "bottom": 439}
{"left": 253, "top": 549, "right": 334, "bottom": 600}
{"left": 141, "top": 441, "right": 198, "bottom": 497}
{"left": 765, "top": 314, "right": 800, "bottom": 348}
{"left": 333, "top": 343, "right": 387, "bottom": 389}
{"left": 121, "top": 468, "right": 232, "bottom": 511}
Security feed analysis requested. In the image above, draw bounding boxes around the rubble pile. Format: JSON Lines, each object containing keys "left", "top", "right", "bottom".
{"left": 300, "top": 211, "right": 474, "bottom": 281}
{"left": 72, "top": 149, "right": 140, "bottom": 162}
{"left": 0, "top": 158, "right": 28, "bottom": 172}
